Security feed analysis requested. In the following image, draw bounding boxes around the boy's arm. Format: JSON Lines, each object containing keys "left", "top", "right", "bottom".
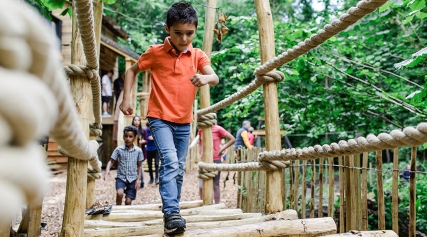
{"left": 120, "top": 63, "right": 142, "bottom": 115}
{"left": 190, "top": 65, "right": 219, "bottom": 87}
{"left": 135, "top": 161, "right": 142, "bottom": 190}
{"left": 218, "top": 131, "right": 236, "bottom": 156}
{"left": 104, "top": 158, "right": 115, "bottom": 180}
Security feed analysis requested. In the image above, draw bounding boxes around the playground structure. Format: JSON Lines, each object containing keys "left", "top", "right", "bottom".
{"left": 0, "top": 0, "right": 423, "bottom": 236}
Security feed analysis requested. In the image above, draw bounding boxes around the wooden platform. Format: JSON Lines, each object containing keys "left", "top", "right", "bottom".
{"left": 83, "top": 200, "right": 337, "bottom": 237}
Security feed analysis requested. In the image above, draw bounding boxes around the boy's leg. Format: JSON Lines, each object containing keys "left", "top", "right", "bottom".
{"left": 213, "top": 160, "right": 222, "bottom": 204}
{"left": 115, "top": 178, "right": 125, "bottom": 205}
{"left": 124, "top": 180, "right": 137, "bottom": 205}
{"left": 154, "top": 150, "right": 160, "bottom": 184}
{"left": 149, "top": 118, "right": 181, "bottom": 215}
{"left": 173, "top": 123, "right": 190, "bottom": 203}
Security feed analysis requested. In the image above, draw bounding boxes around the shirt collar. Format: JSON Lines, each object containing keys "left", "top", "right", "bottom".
{"left": 163, "top": 37, "right": 193, "bottom": 54}
{"left": 120, "top": 144, "right": 135, "bottom": 151}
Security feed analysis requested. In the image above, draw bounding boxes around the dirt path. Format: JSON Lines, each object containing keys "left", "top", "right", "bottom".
{"left": 38, "top": 168, "right": 238, "bottom": 237}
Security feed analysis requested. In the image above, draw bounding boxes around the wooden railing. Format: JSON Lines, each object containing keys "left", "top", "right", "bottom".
{"left": 235, "top": 147, "right": 425, "bottom": 235}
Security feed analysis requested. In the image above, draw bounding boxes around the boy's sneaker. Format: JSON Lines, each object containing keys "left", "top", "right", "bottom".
{"left": 163, "top": 213, "right": 186, "bottom": 235}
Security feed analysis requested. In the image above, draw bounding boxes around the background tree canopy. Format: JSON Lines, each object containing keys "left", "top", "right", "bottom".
{"left": 29, "top": 0, "right": 427, "bottom": 148}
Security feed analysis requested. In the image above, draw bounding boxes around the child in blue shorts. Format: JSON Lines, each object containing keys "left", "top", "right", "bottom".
{"left": 105, "top": 126, "right": 144, "bottom": 205}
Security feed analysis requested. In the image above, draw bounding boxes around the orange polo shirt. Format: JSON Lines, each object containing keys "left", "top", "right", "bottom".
{"left": 138, "top": 37, "right": 210, "bottom": 124}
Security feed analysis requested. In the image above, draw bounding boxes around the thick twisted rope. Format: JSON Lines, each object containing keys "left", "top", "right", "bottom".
{"left": 259, "top": 122, "right": 427, "bottom": 161}
{"left": 197, "top": 71, "right": 284, "bottom": 116}
{"left": 254, "top": 0, "right": 387, "bottom": 76}
{"left": 64, "top": 64, "right": 102, "bottom": 136}
{"left": 197, "top": 113, "right": 217, "bottom": 127}
{"left": 73, "top": 0, "right": 98, "bottom": 69}
{"left": 0, "top": 0, "right": 102, "bottom": 220}
{"left": 198, "top": 159, "right": 289, "bottom": 176}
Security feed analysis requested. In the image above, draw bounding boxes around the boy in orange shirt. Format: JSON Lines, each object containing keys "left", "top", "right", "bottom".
{"left": 120, "top": 2, "right": 219, "bottom": 235}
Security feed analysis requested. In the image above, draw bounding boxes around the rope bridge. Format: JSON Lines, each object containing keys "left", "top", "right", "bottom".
{"left": 0, "top": 0, "right": 102, "bottom": 221}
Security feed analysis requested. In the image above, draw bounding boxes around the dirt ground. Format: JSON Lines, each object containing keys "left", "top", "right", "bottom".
{"left": 35, "top": 168, "right": 238, "bottom": 237}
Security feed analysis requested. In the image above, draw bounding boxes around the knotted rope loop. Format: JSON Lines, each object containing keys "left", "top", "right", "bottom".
{"left": 198, "top": 168, "right": 219, "bottom": 180}
{"left": 64, "top": 64, "right": 98, "bottom": 80}
{"left": 197, "top": 113, "right": 217, "bottom": 127}
{"left": 90, "top": 122, "right": 102, "bottom": 137}
{"left": 259, "top": 160, "right": 290, "bottom": 170}
{"left": 88, "top": 166, "right": 102, "bottom": 180}
{"left": 255, "top": 71, "right": 285, "bottom": 83}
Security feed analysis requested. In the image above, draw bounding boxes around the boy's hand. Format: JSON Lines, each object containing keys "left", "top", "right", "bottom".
{"left": 104, "top": 172, "right": 110, "bottom": 180}
{"left": 119, "top": 99, "right": 133, "bottom": 115}
{"left": 190, "top": 74, "right": 210, "bottom": 87}
{"left": 148, "top": 136, "right": 153, "bottom": 140}
{"left": 135, "top": 180, "right": 141, "bottom": 190}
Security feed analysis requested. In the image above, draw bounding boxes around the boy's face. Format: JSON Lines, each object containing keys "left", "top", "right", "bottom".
{"left": 164, "top": 22, "right": 197, "bottom": 52}
{"left": 123, "top": 131, "right": 136, "bottom": 147}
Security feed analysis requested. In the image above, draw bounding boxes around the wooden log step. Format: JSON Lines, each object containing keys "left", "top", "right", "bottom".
{"left": 134, "top": 217, "right": 336, "bottom": 237}
{"left": 111, "top": 201, "right": 205, "bottom": 211}
{"left": 84, "top": 210, "right": 299, "bottom": 237}
{"left": 86, "top": 209, "right": 243, "bottom": 222}
{"left": 84, "top": 213, "right": 262, "bottom": 229}
{"left": 322, "top": 230, "right": 398, "bottom": 237}
{"left": 112, "top": 203, "right": 225, "bottom": 213}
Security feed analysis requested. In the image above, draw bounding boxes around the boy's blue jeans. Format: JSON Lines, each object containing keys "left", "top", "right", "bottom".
{"left": 148, "top": 117, "right": 190, "bottom": 215}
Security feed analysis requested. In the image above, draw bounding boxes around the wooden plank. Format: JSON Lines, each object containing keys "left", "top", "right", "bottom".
{"left": 361, "top": 152, "right": 368, "bottom": 230}
{"left": 354, "top": 154, "right": 362, "bottom": 230}
{"left": 252, "top": 130, "right": 287, "bottom": 137}
{"left": 409, "top": 146, "right": 416, "bottom": 237}
{"left": 137, "top": 217, "right": 337, "bottom": 237}
{"left": 255, "top": 0, "right": 283, "bottom": 214}
{"left": 328, "top": 157, "right": 334, "bottom": 217}
{"left": 338, "top": 156, "right": 344, "bottom": 232}
{"left": 344, "top": 155, "right": 352, "bottom": 230}
{"left": 0, "top": 221, "right": 10, "bottom": 237}
{"left": 323, "top": 230, "right": 398, "bottom": 237}
{"left": 318, "top": 158, "right": 324, "bottom": 217}
{"left": 27, "top": 204, "right": 43, "bottom": 237}
{"left": 376, "top": 151, "right": 385, "bottom": 230}
{"left": 349, "top": 155, "right": 356, "bottom": 230}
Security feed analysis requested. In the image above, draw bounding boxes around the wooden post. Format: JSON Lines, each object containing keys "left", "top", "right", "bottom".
{"left": 392, "top": 148, "right": 399, "bottom": 234}
{"left": 344, "top": 155, "right": 352, "bottom": 230}
{"left": 328, "top": 157, "right": 334, "bottom": 217}
{"left": 27, "top": 204, "right": 43, "bottom": 237}
{"left": 60, "top": 2, "right": 90, "bottom": 236}
{"left": 293, "top": 160, "right": 299, "bottom": 210}
{"left": 200, "top": 0, "right": 216, "bottom": 205}
{"left": 354, "top": 154, "right": 361, "bottom": 229}
{"left": 86, "top": 0, "right": 103, "bottom": 210}
{"left": 338, "top": 156, "right": 344, "bottom": 232}
{"left": 361, "top": 152, "right": 368, "bottom": 230}
{"left": 376, "top": 150, "right": 385, "bottom": 230}
{"left": 310, "top": 160, "right": 315, "bottom": 218}
{"left": 409, "top": 146, "right": 416, "bottom": 237}
{"left": 302, "top": 160, "right": 307, "bottom": 218}
{"left": 254, "top": 0, "right": 283, "bottom": 214}
{"left": 0, "top": 221, "right": 10, "bottom": 237}
{"left": 349, "top": 155, "right": 356, "bottom": 230}
{"left": 318, "top": 158, "right": 324, "bottom": 217}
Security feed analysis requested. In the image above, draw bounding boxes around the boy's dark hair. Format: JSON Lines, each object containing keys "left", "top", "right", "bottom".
{"left": 108, "top": 69, "right": 114, "bottom": 74}
{"left": 123, "top": 126, "right": 137, "bottom": 137}
{"left": 166, "top": 2, "right": 198, "bottom": 28}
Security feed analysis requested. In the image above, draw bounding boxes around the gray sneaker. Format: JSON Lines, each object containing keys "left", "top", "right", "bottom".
{"left": 163, "top": 213, "right": 186, "bottom": 235}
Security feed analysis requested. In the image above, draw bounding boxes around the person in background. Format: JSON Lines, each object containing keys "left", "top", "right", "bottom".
{"left": 102, "top": 70, "right": 114, "bottom": 117}
{"left": 198, "top": 124, "right": 235, "bottom": 204}
{"left": 132, "top": 115, "right": 147, "bottom": 188}
{"left": 234, "top": 120, "right": 253, "bottom": 151}
{"left": 104, "top": 126, "right": 143, "bottom": 205}
{"left": 114, "top": 71, "right": 125, "bottom": 106}
{"left": 247, "top": 127, "right": 255, "bottom": 146}
{"left": 145, "top": 123, "right": 160, "bottom": 185}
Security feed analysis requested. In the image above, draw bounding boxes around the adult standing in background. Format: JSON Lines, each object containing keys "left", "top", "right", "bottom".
{"left": 234, "top": 120, "right": 253, "bottom": 151}
{"left": 102, "top": 70, "right": 114, "bottom": 117}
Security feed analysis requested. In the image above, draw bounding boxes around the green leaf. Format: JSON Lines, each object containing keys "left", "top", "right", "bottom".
{"left": 24, "top": 0, "right": 52, "bottom": 20}
{"left": 403, "top": 14, "right": 415, "bottom": 24}
{"left": 416, "top": 11, "right": 427, "bottom": 19}
{"left": 379, "top": 2, "right": 392, "bottom": 12}
{"left": 103, "top": 0, "right": 117, "bottom": 4}
{"left": 40, "top": 0, "right": 65, "bottom": 10}
{"left": 390, "top": 0, "right": 404, "bottom": 5}
{"left": 409, "top": 0, "right": 426, "bottom": 11}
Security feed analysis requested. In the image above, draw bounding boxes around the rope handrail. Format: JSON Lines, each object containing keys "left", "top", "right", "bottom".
{"left": 198, "top": 122, "right": 427, "bottom": 175}
{"left": 197, "top": 0, "right": 388, "bottom": 116}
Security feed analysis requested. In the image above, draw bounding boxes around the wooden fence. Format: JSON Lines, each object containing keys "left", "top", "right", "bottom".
{"left": 235, "top": 147, "right": 424, "bottom": 235}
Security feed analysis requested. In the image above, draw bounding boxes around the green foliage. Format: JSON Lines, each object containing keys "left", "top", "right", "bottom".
{"left": 24, "top": 0, "right": 52, "bottom": 20}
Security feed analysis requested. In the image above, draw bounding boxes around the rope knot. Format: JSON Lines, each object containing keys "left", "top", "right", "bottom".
{"left": 259, "top": 159, "right": 290, "bottom": 170}
{"left": 198, "top": 167, "right": 219, "bottom": 180}
{"left": 197, "top": 113, "right": 217, "bottom": 127}
{"left": 90, "top": 122, "right": 102, "bottom": 136}
{"left": 256, "top": 71, "right": 285, "bottom": 83}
